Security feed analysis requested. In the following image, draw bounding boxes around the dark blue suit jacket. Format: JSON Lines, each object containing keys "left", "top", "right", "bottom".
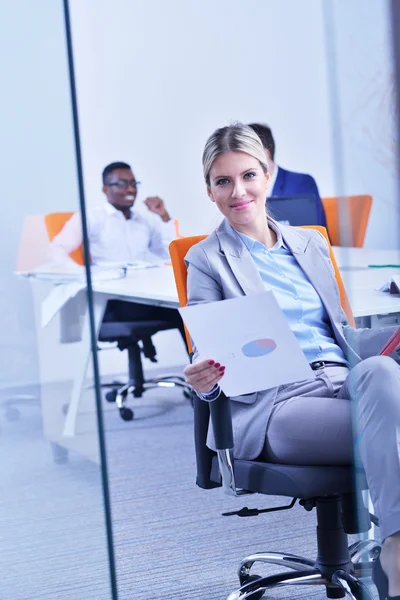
{"left": 270, "top": 166, "right": 327, "bottom": 227}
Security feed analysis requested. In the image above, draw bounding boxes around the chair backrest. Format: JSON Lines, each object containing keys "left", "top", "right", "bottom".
{"left": 44, "top": 212, "right": 85, "bottom": 265}
{"left": 16, "top": 214, "right": 52, "bottom": 273}
{"left": 268, "top": 194, "right": 321, "bottom": 227}
{"left": 169, "top": 235, "right": 207, "bottom": 352}
{"left": 169, "top": 226, "right": 355, "bottom": 331}
{"left": 300, "top": 226, "right": 355, "bottom": 327}
{"left": 170, "top": 227, "right": 356, "bottom": 489}
{"left": 321, "top": 195, "right": 372, "bottom": 247}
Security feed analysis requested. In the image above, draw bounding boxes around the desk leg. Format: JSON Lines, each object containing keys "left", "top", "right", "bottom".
{"left": 62, "top": 295, "right": 107, "bottom": 437}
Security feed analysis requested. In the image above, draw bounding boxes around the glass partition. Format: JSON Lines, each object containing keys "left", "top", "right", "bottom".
{"left": 0, "top": 1, "right": 117, "bottom": 598}
{"left": 323, "top": 0, "right": 400, "bottom": 547}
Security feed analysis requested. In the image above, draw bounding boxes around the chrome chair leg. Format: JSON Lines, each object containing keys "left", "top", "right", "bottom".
{"left": 115, "top": 379, "right": 192, "bottom": 408}
{"left": 331, "top": 570, "right": 374, "bottom": 599}
{"left": 350, "top": 539, "right": 380, "bottom": 563}
{"left": 230, "top": 545, "right": 379, "bottom": 600}
{"left": 353, "top": 561, "right": 374, "bottom": 579}
{"left": 238, "top": 551, "right": 315, "bottom": 579}
{"left": 227, "top": 569, "right": 324, "bottom": 600}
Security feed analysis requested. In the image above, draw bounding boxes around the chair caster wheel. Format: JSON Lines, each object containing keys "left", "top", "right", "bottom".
{"left": 238, "top": 574, "right": 265, "bottom": 600}
{"left": 5, "top": 406, "right": 20, "bottom": 421}
{"left": 119, "top": 407, "right": 134, "bottom": 421}
{"left": 105, "top": 390, "right": 117, "bottom": 403}
{"left": 326, "top": 586, "right": 346, "bottom": 598}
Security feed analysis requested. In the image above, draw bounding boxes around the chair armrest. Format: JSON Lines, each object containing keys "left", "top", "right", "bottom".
{"left": 209, "top": 392, "right": 233, "bottom": 449}
{"left": 209, "top": 392, "right": 249, "bottom": 497}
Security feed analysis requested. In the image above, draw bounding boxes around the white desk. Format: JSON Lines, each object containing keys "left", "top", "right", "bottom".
{"left": 93, "top": 265, "right": 179, "bottom": 308}
{"left": 340, "top": 268, "right": 400, "bottom": 320}
{"left": 91, "top": 249, "right": 400, "bottom": 317}
{"left": 333, "top": 247, "right": 400, "bottom": 270}
{"left": 91, "top": 263, "right": 400, "bottom": 323}
{"left": 32, "top": 248, "right": 400, "bottom": 440}
{"left": 334, "top": 248, "right": 400, "bottom": 322}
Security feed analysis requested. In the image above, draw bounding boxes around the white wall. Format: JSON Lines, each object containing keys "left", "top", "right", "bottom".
{"left": 68, "top": 0, "right": 342, "bottom": 372}
{"left": 69, "top": 0, "right": 398, "bottom": 249}
{"left": 326, "top": 0, "right": 399, "bottom": 248}
{"left": 67, "top": 0, "right": 399, "bottom": 373}
{"left": 69, "top": 0, "right": 335, "bottom": 236}
{"left": 0, "top": 0, "right": 79, "bottom": 388}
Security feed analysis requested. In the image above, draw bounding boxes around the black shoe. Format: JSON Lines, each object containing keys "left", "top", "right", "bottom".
{"left": 372, "top": 554, "right": 400, "bottom": 600}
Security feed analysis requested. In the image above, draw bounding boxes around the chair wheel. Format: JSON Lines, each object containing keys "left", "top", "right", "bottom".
{"left": 119, "top": 407, "right": 134, "bottom": 421}
{"left": 326, "top": 586, "right": 346, "bottom": 598}
{"left": 5, "top": 406, "right": 20, "bottom": 421}
{"left": 238, "top": 574, "right": 265, "bottom": 600}
{"left": 105, "top": 390, "right": 117, "bottom": 403}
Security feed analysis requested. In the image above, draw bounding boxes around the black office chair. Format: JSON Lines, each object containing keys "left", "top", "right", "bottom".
{"left": 99, "top": 320, "right": 192, "bottom": 421}
{"left": 194, "top": 392, "right": 380, "bottom": 600}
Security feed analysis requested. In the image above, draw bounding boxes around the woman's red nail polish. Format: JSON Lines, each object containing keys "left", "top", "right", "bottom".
{"left": 219, "top": 366, "right": 225, "bottom": 371}
{"left": 214, "top": 363, "right": 221, "bottom": 368}
{"left": 208, "top": 360, "right": 215, "bottom": 365}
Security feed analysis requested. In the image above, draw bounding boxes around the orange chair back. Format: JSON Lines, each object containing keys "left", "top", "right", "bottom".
{"left": 322, "top": 195, "right": 372, "bottom": 248}
{"left": 169, "top": 225, "right": 355, "bottom": 352}
{"left": 169, "top": 235, "right": 207, "bottom": 352}
{"left": 44, "top": 212, "right": 85, "bottom": 265}
{"left": 300, "top": 226, "right": 355, "bottom": 327}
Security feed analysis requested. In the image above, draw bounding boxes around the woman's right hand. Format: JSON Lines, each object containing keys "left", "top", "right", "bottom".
{"left": 183, "top": 359, "right": 225, "bottom": 393}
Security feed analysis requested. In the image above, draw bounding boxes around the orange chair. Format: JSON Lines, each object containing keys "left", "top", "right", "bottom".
{"left": 300, "top": 226, "right": 355, "bottom": 327}
{"left": 169, "top": 235, "right": 207, "bottom": 353}
{"left": 169, "top": 229, "right": 373, "bottom": 600}
{"left": 322, "top": 195, "right": 372, "bottom": 248}
{"left": 44, "top": 212, "right": 85, "bottom": 265}
{"left": 169, "top": 226, "right": 355, "bottom": 337}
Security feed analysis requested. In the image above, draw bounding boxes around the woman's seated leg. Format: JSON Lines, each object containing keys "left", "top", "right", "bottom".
{"left": 262, "top": 365, "right": 352, "bottom": 465}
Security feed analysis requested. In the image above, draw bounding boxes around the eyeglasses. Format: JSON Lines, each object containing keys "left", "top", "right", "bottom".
{"left": 107, "top": 179, "right": 141, "bottom": 190}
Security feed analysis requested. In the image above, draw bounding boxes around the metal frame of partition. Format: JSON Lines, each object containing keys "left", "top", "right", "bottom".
{"left": 392, "top": 0, "right": 400, "bottom": 178}
{"left": 62, "top": 2, "right": 118, "bottom": 598}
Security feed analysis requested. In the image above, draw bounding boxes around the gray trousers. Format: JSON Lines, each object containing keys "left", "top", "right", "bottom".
{"left": 261, "top": 356, "right": 400, "bottom": 541}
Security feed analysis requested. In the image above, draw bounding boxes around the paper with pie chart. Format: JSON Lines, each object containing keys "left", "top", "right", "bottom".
{"left": 179, "top": 291, "right": 314, "bottom": 397}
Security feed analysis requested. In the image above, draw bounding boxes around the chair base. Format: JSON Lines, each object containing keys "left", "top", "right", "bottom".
{"left": 103, "top": 338, "right": 192, "bottom": 421}
{"left": 227, "top": 496, "right": 380, "bottom": 600}
{"left": 228, "top": 545, "right": 379, "bottom": 600}
{"left": 106, "top": 375, "right": 193, "bottom": 421}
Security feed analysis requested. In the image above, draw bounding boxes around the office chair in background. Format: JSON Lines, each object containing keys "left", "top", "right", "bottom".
{"left": 45, "top": 212, "right": 191, "bottom": 421}
{"left": 170, "top": 228, "right": 378, "bottom": 600}
{"left": 267, "top": 194, "right": 323, "bottom": 227}
{"left": 322, "top": 195, "right": 373, "bottom": 247}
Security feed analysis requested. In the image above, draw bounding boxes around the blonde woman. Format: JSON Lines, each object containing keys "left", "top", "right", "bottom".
{"left": 184, "top": 123, "right": 400, "bottom": 600}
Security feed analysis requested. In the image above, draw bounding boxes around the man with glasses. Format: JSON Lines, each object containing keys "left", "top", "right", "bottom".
{"left": 50, "top": 161, "right": 186, "bottom": 356}
{"left": 50, "top": 161, "right": 176, "bottom": 264}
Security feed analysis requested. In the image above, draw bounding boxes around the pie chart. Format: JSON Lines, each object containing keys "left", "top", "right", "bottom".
{"left": 242, "top": 338, "right": 277, "bottom": 358}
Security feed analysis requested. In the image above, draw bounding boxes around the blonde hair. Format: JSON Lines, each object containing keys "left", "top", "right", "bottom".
{"left": 202, "top": 122, "right": 268, "bottom": 185}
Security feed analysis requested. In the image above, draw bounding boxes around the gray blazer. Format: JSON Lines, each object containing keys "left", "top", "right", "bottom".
{"left": 185, "top": 217, "right": 396, "bottom": 460}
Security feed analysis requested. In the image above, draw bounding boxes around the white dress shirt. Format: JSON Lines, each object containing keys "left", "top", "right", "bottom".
{"left": 50, "top": 202, "right": 176, "bottom": 264}
{"left": 267, "top": 164, "right": 279, "bottom": 197}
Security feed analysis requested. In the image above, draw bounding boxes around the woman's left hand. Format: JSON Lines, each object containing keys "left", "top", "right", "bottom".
{"left": 183, "top": 359, "right": 225, "bottom": 393}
